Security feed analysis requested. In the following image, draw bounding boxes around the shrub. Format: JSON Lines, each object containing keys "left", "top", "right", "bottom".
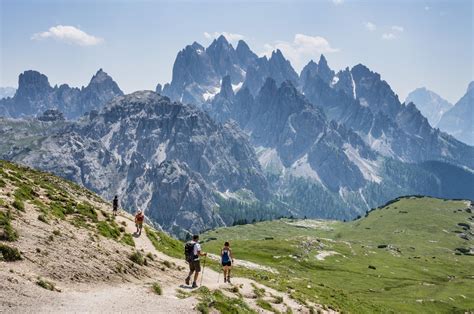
{"left": 38, "top": 214, "right": 48, "bottom": 224}
{"left": 0, "top": 211, "right": 18, "bottom": 241}
{"left": 12, "top": 198, "right": 24, "bottom": 211}
{"left": 97, "top": 221, "right": 120, "bottom": 239}
{"left": 256, "top": 299, "right": 274, "bottom": 312}
{"left": 36, "top": 278, "right": 55, "bottom": 291}
{"left": 0, "top": 244, "right": 22, "bottom": 261}
{"left": 152, "top": 282, "right": 163, "bottom": 295}
{"left": 76, "top": 202, "right": 98, "bottom": 222}
{"left": 120, "top": 233, "right": 135, "bottom": 247}
{"left": 129, "top": 251, "right": 145, "bottom": 265}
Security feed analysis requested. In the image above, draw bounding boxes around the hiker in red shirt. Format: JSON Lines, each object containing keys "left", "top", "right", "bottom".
{"left": 135, "top": 210, "right": 145, "bottom": 236}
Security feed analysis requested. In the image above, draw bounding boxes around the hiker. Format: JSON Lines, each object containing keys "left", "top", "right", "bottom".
{"left": 134, "top": 210, "right": 144, "bottom": 235}
{"left": 185, "top": 234, "right": 207, "bottom": 288}
{"left": 221, "top": 241, "right": 234, "bottom": 283}
{"left": 112, "top": 195, "right": 119, "bottom": 216}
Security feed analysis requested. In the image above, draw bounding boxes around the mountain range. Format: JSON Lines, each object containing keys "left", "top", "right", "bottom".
{"left": 0, "top": 69, "right": 123, "bottom": 120}
{"left": 0, "top": 35, "right": 473, "bottom": 235}
{"left": 405, "top": 87, "right": 453, "bottom": 127}
{"left": 405, "top": 84, "right": 473, "bottom": 145}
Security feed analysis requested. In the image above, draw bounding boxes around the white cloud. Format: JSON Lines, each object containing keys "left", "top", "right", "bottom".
{"left": 382, "top": 33, "right": 396, "bottom": 40}
{"left": 424, "top": 6, "right": 430, "bottom": 11}
{"left": 203, "top": 32, "right": 245, "bottom": 44}
{"left": 391, "top": 25, "right": 404, "bottom": 32}
{"left": 32, "top": 25, "right": 103, "bottom": 46}
{"left": 261, "top": 34, "right": 339, "bottom": 71}
{"left": 332, "top": 0, "right": 344, "bottom": 4}
{"left": 364, "top": 22, "right": 377, "bottom": 32}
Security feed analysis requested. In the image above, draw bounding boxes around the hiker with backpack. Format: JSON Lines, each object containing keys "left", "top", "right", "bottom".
{"left": 221, "top": 241, "right": 234, "bottom": 283}
{"left": 184, "top": 234, "right": 207, "bottom": 288}
{"left": 134, "top": 210, "right": 145, "bottom": 236}
{"left": 112, "top": 195, "right": 119, "bottom": 216}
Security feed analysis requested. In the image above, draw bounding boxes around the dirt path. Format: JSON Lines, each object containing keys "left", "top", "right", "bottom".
{"left": 3, "top": 211, "right": 330, "bottom": 313}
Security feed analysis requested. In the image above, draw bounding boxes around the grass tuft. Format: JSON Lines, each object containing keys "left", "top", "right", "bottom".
{"left": 152, "top": 282, "right": 163, "bottom": 295}
{"left": 0, "top": 244, "right": 22, "bottom": 261}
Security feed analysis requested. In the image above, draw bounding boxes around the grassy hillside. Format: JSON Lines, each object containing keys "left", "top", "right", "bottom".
{"left": 0, "top": 160, "right": 183, "bottom": 295}
{"left": 202, "top": 196, "right": 474, "bottom": 313}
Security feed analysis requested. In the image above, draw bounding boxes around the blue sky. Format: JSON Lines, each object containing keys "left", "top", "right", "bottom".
{"left": 1, "top": 0, "right": 472, "bottom": 103}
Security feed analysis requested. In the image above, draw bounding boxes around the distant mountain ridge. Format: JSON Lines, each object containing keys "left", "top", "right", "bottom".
{"left": 0, "top": 69, "right": 123, "bottom": 119}
{"left": 1, "top": 35, "right": 473, "bottom": 231}
{"left": 405, "top": 87, "right": 453, "bottom": 127}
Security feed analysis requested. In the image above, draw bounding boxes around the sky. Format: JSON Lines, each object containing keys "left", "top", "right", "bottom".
{"left": 0, "top": 0, "right": 472, "bottom": 104}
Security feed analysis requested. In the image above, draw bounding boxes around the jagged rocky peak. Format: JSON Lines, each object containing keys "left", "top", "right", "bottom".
{"left": 405, "top": 87, "right": 453, "bottom": 126}
{"left": 300, "top": 59, "right": 318, "bottom": 79}
{"left": 155, "top": 83, "right": 162, "bottom": 94}
{"left": 316, "top": 54, "right": 335, "bottom": 84}
{"left": 17, "top": 70, "right": 52, "bottom": 96}
{"left": 236, "top": 39, "right": 258, "bottom": 65}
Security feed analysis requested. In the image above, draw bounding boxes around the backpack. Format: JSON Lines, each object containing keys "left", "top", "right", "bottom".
{"left": 222, "top": 248, "right": 230, "bottom": 263}
{"left": 184, "top": 241, "right": 196, "bottom": 262}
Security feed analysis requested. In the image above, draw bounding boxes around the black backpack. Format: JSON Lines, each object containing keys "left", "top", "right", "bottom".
{"left": 184, "top": 241, "right": 196, "bottom": 262}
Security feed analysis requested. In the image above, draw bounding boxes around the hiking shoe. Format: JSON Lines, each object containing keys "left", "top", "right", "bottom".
{"left": 224, "top": 277, "right": 227, "bottom": 283}
{"left": 192, "top": 282, "right": 198, "bottom": 288}
{"left": 185, "top": 277, "right": 190, "bottom": 285}
{"left": 227, "top": 277, "right": 231, "bottom": 284}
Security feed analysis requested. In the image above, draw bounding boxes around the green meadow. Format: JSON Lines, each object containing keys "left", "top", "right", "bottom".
{"left": 202, "top": 197, "right": 474, "bottom": 313}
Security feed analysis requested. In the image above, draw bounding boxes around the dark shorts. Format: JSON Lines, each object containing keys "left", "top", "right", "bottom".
{"left": 222, "top": 261, "right": 232, "bottom": 267}
{"left": 189, "top": 260, "right": 201, "bottom": 272}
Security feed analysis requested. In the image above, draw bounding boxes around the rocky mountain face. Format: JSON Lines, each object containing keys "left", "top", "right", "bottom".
{"left": 0, "top": 69, "right": 123, "bottom": 120}
{"left": 405, "top": 87, "right": 453, "bottom": 127}
{"left": 301, "top": 61, "right": 474, "bottom": 170}
{"left": 0, "top": 91, "right": 273, "bottom": 235}
{"left": 162, "top": 36, "right": 257, "bottom": 105}
{"left": 195, "top": 39, "right": 473, "bottom": 218}
{"left": 161, "top": 36, "right": 301, "bottom": 105}
{"left": 437, "top": 82, "right": 474, "bottom": 145}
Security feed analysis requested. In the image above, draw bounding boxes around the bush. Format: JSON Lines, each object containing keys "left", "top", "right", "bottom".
{"left": 12, "top": 198, "right": 24, "bottom": 211}
{"left": 76, "top": 202, "right": 98, "bottom": 222}
{"left": 129, "top": 251, "right": 145, "bottom": 265}
{"left": 97, "top": 221, "right": 120, "bottom": 239}
{"left": 38, "top": 214, "right": 49, "bottom": 224}
{"left": 120, "top": 233, "right": 135, "bottom": 247}
{"left": 36, "top": 278, "right": 55, "bottom": 291}
{"left": 0, "top": 211, "right": 18, "bottom": 241}
{"left": 256, "top": 299, "right": 274, "bottom": 312}
{"left": 0, "top": 244, "right": 22, "bottom": 261}
{"left": 152, "top": 282, "right": 163, "bottom": 295}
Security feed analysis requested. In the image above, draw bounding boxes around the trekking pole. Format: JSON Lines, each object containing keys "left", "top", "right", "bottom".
{"left": 200, "top": 255, "right": 207, "bottom": 287}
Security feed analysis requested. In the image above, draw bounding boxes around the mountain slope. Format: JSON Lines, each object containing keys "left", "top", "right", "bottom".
{"left": 0, "top": 160, "right": 325, "bottom": 314}
{"left": 437, "top": 82, "right": 474, "bottom": 145}
{"left": 405, "top": 87, "right": 452, "bottom": 127}
{"left": 0, "top": 69, "right": 123, "bottom": 120}
{"left": 302, "top": 61, "right": 474, "bottom": 169}
{"left": 0, "top": 91, "right": 283, "bottom": 236}
{"left": 202, "top": 196, "right": 474, "bottom": 313}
